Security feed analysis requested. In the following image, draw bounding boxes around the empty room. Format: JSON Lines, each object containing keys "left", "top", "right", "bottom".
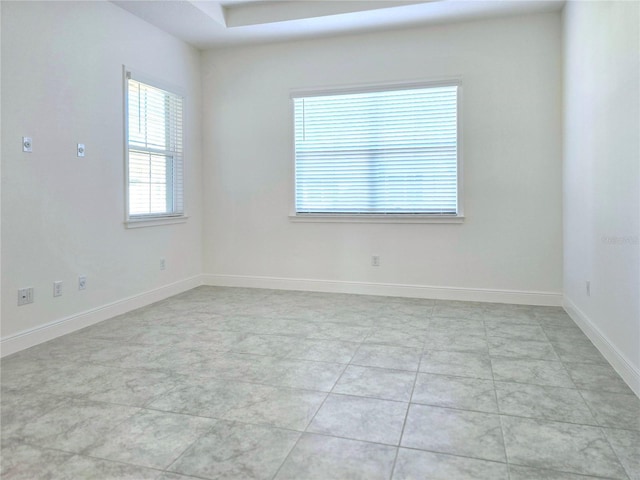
{"left": 1, "top": 0, "right": 638, "bottom": 479}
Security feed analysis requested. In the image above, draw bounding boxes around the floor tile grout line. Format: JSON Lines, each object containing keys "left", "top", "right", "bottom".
{"left": 6, "top": 368, "right": 635, "bottom": 425}
{"left": 0, "top": 393, "right": 80, "bottom": 435}
{"left": 327, "top": 359, "right": 354, "bottom": 395}
{"left": 281, "top": 303, "right": 427, "bottom": 479}
{"left": 507, "top": 459, "right": 628, "bottom": 480}
{"left": 486, "top": 309, "right": 564, "bottom": 479}
{"left": 597, "top": 428, "right": 634, "bottom": 480}
{"left": 16, "top": 399, "right": 146, "bottom": 460}
{"left": 501, "top": 309, "right": 630, "bottom": 480}
{"left": 538, "top": 312, "right": 580, "bottom": 390}
{"left": 37, "top": 381, "right": 626, "bottom": 435}
{"left": 269, "top": 330, "right": 356, "bottom": 480}
{"left": 16, "top": 372, "right": 638, "bottom": 440}
{"left": 484, "top": 311, "right": 510, "bottom": 468}
{"left": 130, "top": 360, "right": 347, "bottom": 395}
{"left": 485, "top": 307, "right": 633, "bottom": 477}
{"left": 389, "top": 301, "right": 432, "bottom": 480}
{"left": 268, "top": 429, "right": 305, "bottom": 480}
{"left": 19, "top": 433, "right": 624, "bottom": 480}
{"left": 3, "top": 288, "right": 636, "bottom": 479}
{"left": 295, "top": 313, "right": 370, "bottom": 437}
{"left": 142, "top": 380, "right": 640, "bottom": 434}
{"left": 161, "top": 418, "right": 223, "bottom": 477}
{"left": 389, "top": 369, "right": 419, "bottom": 479}
{"left": 576, "top": 388, "right": 633, "bottom": 479}
{"left": 276, "top": 428, "right": 510, "bottom": 464}
{"left": 108, "top": 406, "right": 309, "bottom": 437}
{"left": 394, "top": 444, "right": 511, "bottom": 467}
{"left": 301, "top": 432, "right": 518, "bottom": 477}
{"left": 7, "top": 441, "right": 186, "bottom": 479}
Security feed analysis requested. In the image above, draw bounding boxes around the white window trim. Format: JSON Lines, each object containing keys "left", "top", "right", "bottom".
{"left": 124, "top": 215, "right": 189, "bottom": 229}
{"left": 123, "top": 65, "right": 188, "bottom": 228}
{"left": 289, "top": 77, "right": 464, "bottom": 223}
{"left": 288, "top": 214, "right": 464, "bottom": 224}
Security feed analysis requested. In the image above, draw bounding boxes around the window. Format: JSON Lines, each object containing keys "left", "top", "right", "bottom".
{"left": 292, "top": 82, "right": 461, "bottom": 220}
{"left": 125, "top": 69, "right": 184, "bottom": 224}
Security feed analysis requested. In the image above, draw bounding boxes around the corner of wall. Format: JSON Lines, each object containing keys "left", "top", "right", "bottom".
{"left": 1, "top": 275, "right": 205, "bottom": 358}
{"left": 564, "top": 295, "right": 640, "bottom": 397}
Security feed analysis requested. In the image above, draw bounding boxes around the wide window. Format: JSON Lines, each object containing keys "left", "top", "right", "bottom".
{"left": 293, "top": 82, "right": 460, "bottom": 218}
{"left": 125, "top": 70, "right": 184, "bottom": 222}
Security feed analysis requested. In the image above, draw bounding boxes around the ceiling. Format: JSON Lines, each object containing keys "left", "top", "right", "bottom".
{"left": 111, "top": 0, "right": 564, "bottom": 50}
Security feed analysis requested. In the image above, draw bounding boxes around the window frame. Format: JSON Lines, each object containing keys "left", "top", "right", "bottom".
{"left": 289, "top": 78, "right": 464, "bottom": 224}
{"left": 123, "top": 66, "right": 188, "bottom": 228}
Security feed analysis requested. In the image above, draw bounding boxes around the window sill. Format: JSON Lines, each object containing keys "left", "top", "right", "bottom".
{"left": 289, "top": 214, "right": 464, "bottom": 224}
{"left": 125, "top": 215, "right": 189, "bottom": 229}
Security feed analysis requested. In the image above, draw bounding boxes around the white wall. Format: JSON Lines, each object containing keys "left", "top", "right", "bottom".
{"left": 563, "top": 1, "right": 640, "bottom": 392}
{"left": 1, "top": 1, "right": 203, "bottom": 343}
{"left": 201, "top": 13, "right": 563, "bottom": 303}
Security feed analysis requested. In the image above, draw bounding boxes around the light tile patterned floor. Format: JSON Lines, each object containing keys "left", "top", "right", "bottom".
{"left": 1, "top": 286, "right": 638, "bottom": 479}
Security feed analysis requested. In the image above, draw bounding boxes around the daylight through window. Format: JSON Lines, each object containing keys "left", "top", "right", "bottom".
{"left": 293, "top": 83, "right": 460, "bottom": 216}
{"left": 126, "top": 73, "right": 184, "bottom": 219}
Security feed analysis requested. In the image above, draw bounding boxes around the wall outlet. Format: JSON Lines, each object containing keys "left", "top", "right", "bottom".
{"left": 586, "top": 280, "right": 591, "bottom": 297}
{"left": 18, "top": 287, "right": 34, "bottom": 306}
{"left": 372, "top": 255, "right": 380, "bottom": 267}
{"left": 160, "top": 258, "right": 166, "bottom": 270}
{"left": 77, "top": 143, "right": 85, "bottom": 157}
{"left": 53, "top": 281, "right": 63, "bottom": 297}
{"left": 78, "top": 275, "right": 87, "bottom": 290}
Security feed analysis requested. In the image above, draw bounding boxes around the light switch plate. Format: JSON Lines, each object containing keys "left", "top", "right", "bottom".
{"left": 23, "top": 137, "right": 32, "bottom": 153}
{"left": 77, "top": 144, "right": 85, "bottom": 157}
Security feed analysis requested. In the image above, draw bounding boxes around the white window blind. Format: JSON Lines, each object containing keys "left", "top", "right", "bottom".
{"left": 126, "top": 73, "right": 184, "bottom": 219}
{"left": 293, "top": 83, "right": 459, "bottom": 215}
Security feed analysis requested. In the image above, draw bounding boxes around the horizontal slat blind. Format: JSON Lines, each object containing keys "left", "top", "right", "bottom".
{"left": 127, "top": 76, "right": 184, "bottom": 218}
{"left": 294, "top": 85, "right": 458, "bottom": 215}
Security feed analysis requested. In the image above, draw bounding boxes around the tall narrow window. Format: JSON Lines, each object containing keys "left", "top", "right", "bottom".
{"left": 125, "top": 71, "right": 184, "bottom": 220}
{"left": 293, "top": 82, "right": 460, "bottom": 217}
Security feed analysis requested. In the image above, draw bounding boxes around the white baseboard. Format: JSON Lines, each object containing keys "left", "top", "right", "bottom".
{"left": 564, "top": 297, "right": 640, "bottom": 398}
{"left": 1, "top": 275, "right": 204, "bottom": 358}
{"left": 0, "top": 273, "right": 564, "bottom": 359}
{"left": 202, "top": 273, "right": 562, "bottom": 306}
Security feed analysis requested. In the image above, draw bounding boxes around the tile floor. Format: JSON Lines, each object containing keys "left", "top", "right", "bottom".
{"left": 1, "top": 286, "right": 638, "bottom": 479}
